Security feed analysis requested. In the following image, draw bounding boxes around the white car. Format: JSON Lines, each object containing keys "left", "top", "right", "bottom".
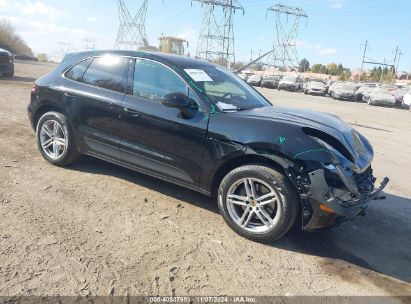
{"left": 304, "top": 80, "right": 326, "bottom": 96}
{"left": 278, "top": 76, "right": 302, "bottom": 91}
{"left": 403, "top": 91, "right": 411, "bottom": 110}
{"left": 367, "top": 89, "right": 396, "bottom": 106}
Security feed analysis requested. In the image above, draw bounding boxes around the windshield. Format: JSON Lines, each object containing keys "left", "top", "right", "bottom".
{"left": 186, "top": 66, "right": 270, "bottom": 112}
{"left": 282, "top": 76, "right": 297, "bottom": 82}
{"left": 337, "top": 84, "right": 355, "bottom": 90}
{"left": 265, "top": 76, "right": 280, "bottom": 80}
{"left": 373, "top": 89, "right": 391, "bottom": 95}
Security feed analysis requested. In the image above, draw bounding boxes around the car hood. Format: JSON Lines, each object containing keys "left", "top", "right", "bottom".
{"left": 280, "top": 80, "right": 296, "bottom": 85}
{"left": 334, "top": 88, "right": 355, "bottom": 94}
{"left": 236, "top": 106, "right": 372, "bottom": 168}
{"left": 372, "top": 93, "right": 395, "bottom": 101}
{"left": 308, "top": 83, "right": 325, "bottom": 89}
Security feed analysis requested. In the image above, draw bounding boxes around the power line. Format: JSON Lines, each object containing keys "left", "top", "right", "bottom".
{"left": 266, "top": 3, "right": 308, "bottom": 72}
{"left": 115, "top": 0, "right": 149, "bottom": 50}
{"left": 193, "top": 0, "right": 245, "bottom": 68}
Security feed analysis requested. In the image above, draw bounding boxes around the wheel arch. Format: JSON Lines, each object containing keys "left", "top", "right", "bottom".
{"left": 210, "top": 153, "right": 293, "bottom": 198}
{"left": 32, "top": 101, "right": 67, "bottom": 130}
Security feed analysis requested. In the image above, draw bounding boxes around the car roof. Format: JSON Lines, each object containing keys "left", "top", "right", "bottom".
{"left": 63, "top": 50, "right": 216, "bottom": 69}
{"left": 0, "top": 48, "right": 11, "bottom": 54}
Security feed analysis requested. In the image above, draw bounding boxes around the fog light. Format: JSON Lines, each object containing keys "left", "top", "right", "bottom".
{"left": 319, "top": 204, "right": 336, "bottom": 214}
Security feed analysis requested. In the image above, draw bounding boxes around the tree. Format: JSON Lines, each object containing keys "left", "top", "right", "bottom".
{"left": 230, "top": 61, "right": 246, "bottom": 71}
{"left": 298, "top": 58, "right": 310, "bottom": 72}
{"left": 0, "top": 19, "right": 32, "bottom": 55}
{"left": 37, "top": 53, "right": 48, "bottom": 62}
{"left": 326, "top": 63, "right": 338, "bottom": 75}
{"left": 311, "top": 63, "right": 322, "bottom": 73}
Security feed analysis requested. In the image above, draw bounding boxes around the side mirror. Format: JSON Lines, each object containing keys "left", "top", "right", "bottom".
{"left": 161, "top": 92, "right": 191, "bottom": 109}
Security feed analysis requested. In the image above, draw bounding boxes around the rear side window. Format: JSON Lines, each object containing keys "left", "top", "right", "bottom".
{"left": 65, "top": 58, "right": 92, "bottom": 82}
{"left": 82, "top": 56, "right": 129, "bottom": 93}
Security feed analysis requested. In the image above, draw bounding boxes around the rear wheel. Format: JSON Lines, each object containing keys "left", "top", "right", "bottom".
{"left": 35, "top": 111, "right": 79, "bottom": 166}
{"left": 218, "top": 165, "right": 300, "bottom": 242}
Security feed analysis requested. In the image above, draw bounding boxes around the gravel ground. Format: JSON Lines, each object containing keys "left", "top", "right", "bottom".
{"left": 0, "top": 61, "right": 410, "bottom": 299}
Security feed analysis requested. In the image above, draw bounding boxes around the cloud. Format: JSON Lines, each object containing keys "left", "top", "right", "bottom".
{"left": 0, "top": 0, "right": 8, "bottom": 7}
{"left": 317, "top": 48, "right": 338, "bottom": 56}
{"left": 16, "top": 1, "right": 71, "bottom": 20}
{"left": 331, "top": 3, "right": 343, "bottom": 9}
{"left": 0, "top": 14, "right": 112, "bottom": 56}
{"left": 86, "top": 16, "right": 97, "bottom": 23}
{"left": 297, "top": 40, "right": 338, "bottom": 56}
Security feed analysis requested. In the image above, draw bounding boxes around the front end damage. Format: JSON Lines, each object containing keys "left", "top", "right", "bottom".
{"left": 284, "top": 128, "right": 389, "bottom": 230}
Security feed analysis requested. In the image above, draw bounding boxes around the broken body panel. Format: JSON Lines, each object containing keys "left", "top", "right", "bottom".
{"left": 206, "top": 106, "right": 389, "bottom": 230}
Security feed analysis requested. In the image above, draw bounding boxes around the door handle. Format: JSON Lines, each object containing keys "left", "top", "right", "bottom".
{"left": 123, "top": 107, "right": 142, "bottom": 117}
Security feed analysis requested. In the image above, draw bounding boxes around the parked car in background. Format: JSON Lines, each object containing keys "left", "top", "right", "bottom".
{"left": 403, "top": 91, "right": 411, "bottom": 110}
{"left": 14, "top": 54, "right": 39, "bottom": 62}
{"left": 367, "top": 89, "right": 396, "bottom": 106}
{"left": 393, "top": 89, "right": 409, "bottom": 108}
{"left": 355, "top": 86, "right": 372, "bottom": 102}
{"left": 330, "top": 83, "right": 356, "bottom": 101}
{"left": 361, "top": 87, "right": 375, "bottom": 102}
{"left": 237, "top": 71, "right": 254, "bottom": 82}
{"left": 278, "top": 75, "right": 302, "bottom": 91}
{"left": 247, "top": 74, "right": 263, "bottom": 86}
{"left": 261, "top": 75, "right": 281, "bottom": 89}
{"left": 304, "top": 79, "right": 326, "bottom": 96}
{"left": 325, "top": 80, "right": 335, "bottom": 95}
{"left": 0, "top": 48, "right": 14, "bottom": 77}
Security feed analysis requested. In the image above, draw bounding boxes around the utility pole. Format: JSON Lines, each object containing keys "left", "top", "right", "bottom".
{"left": 115, "top": 0, "right": 149, "bottom": 50}
{"left": 266, "top": 4, "right": 308, "bottom": 73}
{"left": 194, "top": 0, "right": 245, "bottom": 68}
{"left": 395, "top": 50, "right": 403, "bottom": 80}
{"left": 380, "top": 57, "right": 386, "bottom": 84}
{"left": 360, "top": 40, "right": 368, "bottom": 81}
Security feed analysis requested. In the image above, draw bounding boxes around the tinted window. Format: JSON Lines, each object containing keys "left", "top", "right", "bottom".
{"left": 189, "top": 66, "right": 270, "bottom": 111}
{"left": 132, "top": 59, "right": 188, "bottom": 103}
{"left": 65, "top": 58, "right": 92, "bottom": 82}
{"left": 82, "top": 55, "right": 129, "bottom": 93}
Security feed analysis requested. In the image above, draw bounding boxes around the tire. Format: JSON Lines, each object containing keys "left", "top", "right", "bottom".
{"left": 35, "top": 111, "right": 79, "bottom": 166}
{"left": 218, "top": 165, "right": 300, "bottom": 242}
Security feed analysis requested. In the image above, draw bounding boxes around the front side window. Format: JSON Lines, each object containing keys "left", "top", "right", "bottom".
{"left": 65, "top": 58, "right": 92, "bottom": 82}
{"left": 133, "top": 59, "right": 188, "bottom": 103}
{"left": 82, "top": 55, "right": 129, "bottom": 93}
{"left": 186, "top": 66, "right": 270, "bottom": 112}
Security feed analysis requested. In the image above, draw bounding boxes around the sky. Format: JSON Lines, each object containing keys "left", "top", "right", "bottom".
{"left": 0, "top": 0, "right": 410, "bottom": 71}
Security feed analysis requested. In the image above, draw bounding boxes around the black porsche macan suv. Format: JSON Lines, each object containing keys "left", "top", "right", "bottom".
{"left": 28, "top": 51, "right": 389, "bottom": 242}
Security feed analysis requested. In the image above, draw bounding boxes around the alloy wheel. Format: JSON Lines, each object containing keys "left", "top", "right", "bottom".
{"left": 39, "top": 120, "right": 67, "bottom": 160}
{"left": 226, "top": 177, "right": 281, "bottom": 233}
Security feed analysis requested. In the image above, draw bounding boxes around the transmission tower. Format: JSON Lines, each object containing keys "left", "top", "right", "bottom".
{"left": 115, "top": 0, "right": 149, "bottom": 50}
{"left": 194, "top": 0, "right": 244, "bottom": 67}
{"left": 266, "top": 3, "right": 307, "bottom": 72}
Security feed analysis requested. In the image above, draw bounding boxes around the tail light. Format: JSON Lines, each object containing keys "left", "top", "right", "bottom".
{"left": 31, "top": 84, "right": 38, "bottom": 94}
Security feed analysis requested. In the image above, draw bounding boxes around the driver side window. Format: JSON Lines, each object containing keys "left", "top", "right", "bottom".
{"left": 133, "top": 59, "right": 189, "bottom": 104}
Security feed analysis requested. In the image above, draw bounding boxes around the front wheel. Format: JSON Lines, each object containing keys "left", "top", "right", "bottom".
{"left": 35, "top": 111, "right": 79, "bottom": 166}
{"left": 218, "top": 165, "right": 300, "bottom": 242}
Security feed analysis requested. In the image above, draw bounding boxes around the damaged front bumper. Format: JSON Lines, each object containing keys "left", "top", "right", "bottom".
{"left": 302, "top": 165, "right": 389, "bottom": 230}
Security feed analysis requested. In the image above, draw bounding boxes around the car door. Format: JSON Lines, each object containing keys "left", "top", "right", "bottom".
{"left": 63, "top": 55, "right": 130, "bottom": 161}
{"left": 120, "top": 58, "right": 209, "bottom": 186}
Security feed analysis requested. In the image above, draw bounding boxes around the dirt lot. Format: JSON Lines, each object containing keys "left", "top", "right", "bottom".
{"left": 1, "top": 61, "right": 411, "bottom": 299}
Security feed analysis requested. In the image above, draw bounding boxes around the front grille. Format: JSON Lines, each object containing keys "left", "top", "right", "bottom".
{"left": 353, "top": 166, "right": 375, "bottom": 195}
